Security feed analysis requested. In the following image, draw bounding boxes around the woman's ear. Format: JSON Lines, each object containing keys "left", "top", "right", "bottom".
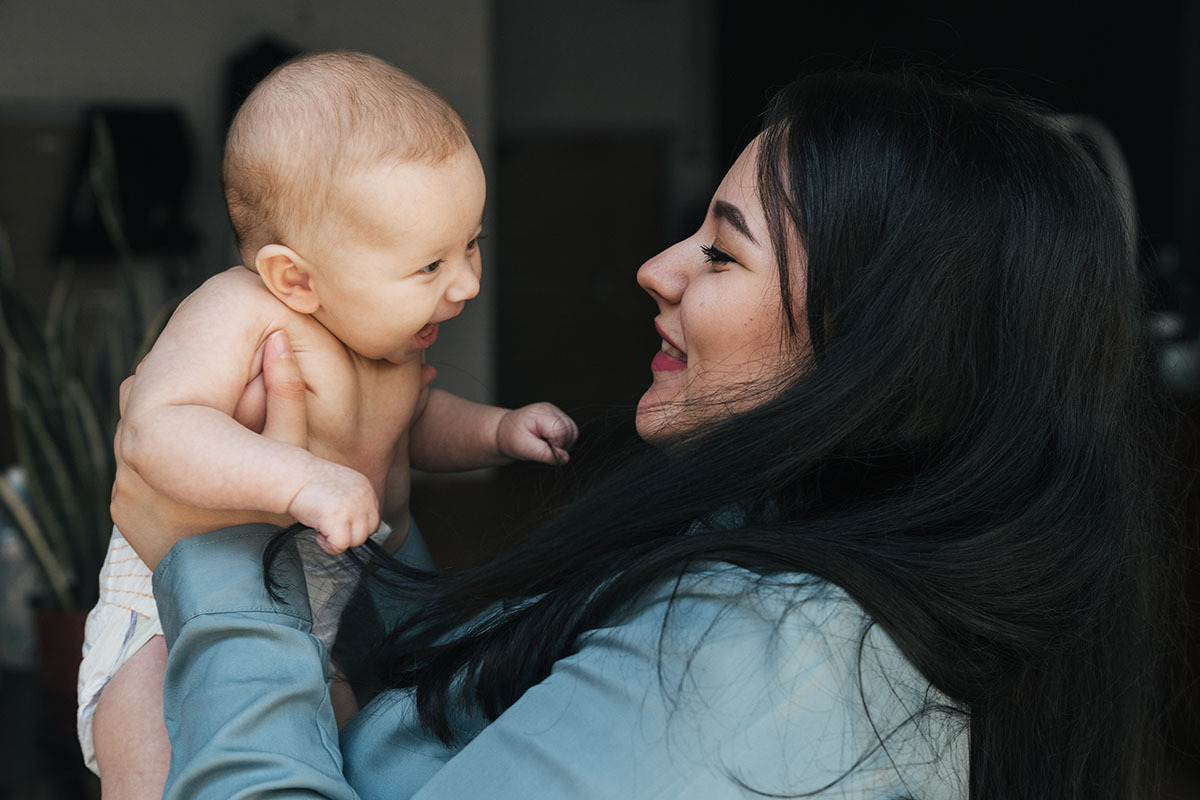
{"left": 255, "top": 244, "right": 320, "bottom": 314}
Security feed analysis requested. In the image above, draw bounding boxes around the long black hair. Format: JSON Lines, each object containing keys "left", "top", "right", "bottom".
{"left": 274, "top": 69, "right": 1170, "bottom": 798}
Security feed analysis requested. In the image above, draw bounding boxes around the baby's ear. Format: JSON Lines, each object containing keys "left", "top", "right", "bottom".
{"left": 255, "top": 244, "right": 320, "bottom": 314}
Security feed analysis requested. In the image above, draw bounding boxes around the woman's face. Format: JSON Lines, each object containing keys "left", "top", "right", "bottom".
{"left": 635, "top": 139, "right": 806, "bottom": 443}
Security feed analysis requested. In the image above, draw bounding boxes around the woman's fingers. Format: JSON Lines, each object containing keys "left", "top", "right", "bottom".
{"left": 260, "top": 331, "right": 309, "bottom": 448}
{"left": 420, "top": 362, "right": 438, "bottom": 390}
{"left": 117, "top": 375, "right": 134, "bottom": 417}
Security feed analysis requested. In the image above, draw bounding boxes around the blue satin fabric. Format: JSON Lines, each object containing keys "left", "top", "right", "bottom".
{"left": 154, "top": 525, "right": 966, "bottom": 799}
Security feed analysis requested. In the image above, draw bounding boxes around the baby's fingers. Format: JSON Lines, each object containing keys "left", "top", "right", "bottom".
{"left": 519, "top": 433, "right": 570, "bottom": 466}
{"left": 523, "top": 403, "right": 578, "bottom": 447}
{"left": 315, "top": 530, "right": 343, "bottom": 556}
{"left": 547, "top": 443, "right": 571, "bottom": 466}
{"left": 321, "top": 504, "right": 380, "bottom": 552}
{"left": 544, "top": 414, "right": 579, "bottom": 448}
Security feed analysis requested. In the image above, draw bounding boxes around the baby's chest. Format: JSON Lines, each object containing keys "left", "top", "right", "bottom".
{"left": 299, "top": 351, "right": 421, "bottom": 474}
{"left": 242, "top": 313, "right": 422, "bottom": 481}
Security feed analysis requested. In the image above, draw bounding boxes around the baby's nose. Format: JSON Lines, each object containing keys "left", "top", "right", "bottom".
{"left": 446, "top": 262, "right": 481, "bottom": 303}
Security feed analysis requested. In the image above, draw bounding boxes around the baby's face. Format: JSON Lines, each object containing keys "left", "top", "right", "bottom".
{"left": 307, "top": 147, "right": 486, "bottom": 364}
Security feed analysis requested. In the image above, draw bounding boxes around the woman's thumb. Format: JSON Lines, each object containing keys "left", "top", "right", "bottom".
{"left": 261, "top": 330, "right": 309, "bottom": 448}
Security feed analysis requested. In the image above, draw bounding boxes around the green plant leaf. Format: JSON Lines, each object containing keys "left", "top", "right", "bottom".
{"left": 0, "top": 129, "right": 182, "bottom": 610}
{"left": 6, "top": 361, "right": 75, "bottom": 563}
{"left": 67, "top": 376, "right": 113, "bottom": 584}
{"left": 0, "top": 476, "right": 72, "bottom": 610}
{"left": 0, "top": 282, "right": 52, "bottom": 378}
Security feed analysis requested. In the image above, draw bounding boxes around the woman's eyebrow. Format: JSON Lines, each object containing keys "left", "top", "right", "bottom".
{"left": 713, "top": 200, "right": 759, "bottom": 245}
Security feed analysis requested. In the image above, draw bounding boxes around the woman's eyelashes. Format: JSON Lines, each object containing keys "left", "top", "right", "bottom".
{"left": 700, "top": 242, "right": 735, "bottom": 266}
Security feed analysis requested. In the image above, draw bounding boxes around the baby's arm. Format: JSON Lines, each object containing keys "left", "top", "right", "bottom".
{"left": 408, "top": 388, "right": 578, "bottom": 471}
{"left": 119, "top": 271, "right": 377, "bottom": 553}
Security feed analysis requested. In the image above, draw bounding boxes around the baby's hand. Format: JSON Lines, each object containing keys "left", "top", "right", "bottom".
{"left": 287, "top": 462, "right": 380, "bottom": 554}
{"left": 496, "top": 403, "right": 579, "bottom": 466}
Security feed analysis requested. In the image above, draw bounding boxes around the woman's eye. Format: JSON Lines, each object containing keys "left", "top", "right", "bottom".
{"left": 419, "top": 261, "right": 442, "bottom": 274}
{"left": 700, "top": 243, "right": 734, "bottom": 266}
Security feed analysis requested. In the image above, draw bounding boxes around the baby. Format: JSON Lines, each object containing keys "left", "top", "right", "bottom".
{"left": 76, "top": 51, "right": 576, "bottom": 795}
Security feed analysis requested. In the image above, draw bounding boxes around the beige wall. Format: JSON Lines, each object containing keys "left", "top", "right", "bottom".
{"left": 0, "top": 0, "right": 495, "bottom": 402}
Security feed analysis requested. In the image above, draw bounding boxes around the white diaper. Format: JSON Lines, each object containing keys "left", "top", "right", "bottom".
{"left": 76, "top": 522, "right": 396, "bottom": 775}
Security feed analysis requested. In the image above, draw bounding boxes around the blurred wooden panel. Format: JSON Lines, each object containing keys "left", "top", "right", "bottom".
{"left": 496, "top": 134, "right": 666, "bottom": 434}
{"left": 0, "top": 108, "right": 81, "bottom": 311}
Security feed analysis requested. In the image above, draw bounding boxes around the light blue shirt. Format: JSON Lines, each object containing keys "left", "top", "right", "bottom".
{"left": 154, "top": 525, "right": 967, "bottom": 798}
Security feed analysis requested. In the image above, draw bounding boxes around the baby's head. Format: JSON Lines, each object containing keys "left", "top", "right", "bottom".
{"left": 224, "top": 50, "right": 471, "bottom": 264}
{"left": 223, "top": 51, "right": 486, "bottom": 363}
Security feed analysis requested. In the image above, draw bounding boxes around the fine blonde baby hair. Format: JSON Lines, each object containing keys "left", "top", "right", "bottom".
{"left": 223, "top": 50, "right": 471, "bottom": 265}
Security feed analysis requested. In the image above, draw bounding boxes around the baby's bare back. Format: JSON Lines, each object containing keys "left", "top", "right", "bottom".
{"left": 119, "top": 267, "right": 423, "bottom": 541}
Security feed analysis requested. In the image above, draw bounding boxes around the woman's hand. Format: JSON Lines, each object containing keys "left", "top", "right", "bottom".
{"left": 112, "top": 331, "right": 310, "bottom": 569}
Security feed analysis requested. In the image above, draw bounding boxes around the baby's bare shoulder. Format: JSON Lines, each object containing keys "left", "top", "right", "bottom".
{"left": 135, "top": 269, "right": 278, "bottom": 380}
{"left": 177, "top": 268, "right": 340, "bottom": 360}
{"left": 178, "top": 267, "right": 281, "bottom": 320}
{"left": 154, "top": 269, "right": 284, "bottom": 353}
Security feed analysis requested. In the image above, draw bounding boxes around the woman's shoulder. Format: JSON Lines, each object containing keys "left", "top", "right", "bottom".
{"left": 620, "top": 564, "right": 958, "bottom": 714}
{"left": 578, "top": 564, "right": 969, "bottom": 798}
{"left": 345, "top": 565, "right": 967, "bottom": 799}
{"left": 617, "top": 564, "right": 863, "bottom": 647}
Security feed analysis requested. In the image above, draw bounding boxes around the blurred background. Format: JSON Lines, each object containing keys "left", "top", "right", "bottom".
{"left": 0, "top": 1, "right": 1196, "bottom": 796}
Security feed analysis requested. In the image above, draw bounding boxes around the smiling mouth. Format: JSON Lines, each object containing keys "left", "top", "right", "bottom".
{"left": 654, "top": 321, "right": 685, "bottom": 356}
{"left": 651, "top": 337, "right": 686, "bottom": 372}
{"left": 660, "top": 339, "right": 686, "bottom": 360}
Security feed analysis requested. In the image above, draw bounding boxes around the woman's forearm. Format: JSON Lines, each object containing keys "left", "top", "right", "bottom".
{"left": 154, "top": 525, "right": 357, "bottom": 799}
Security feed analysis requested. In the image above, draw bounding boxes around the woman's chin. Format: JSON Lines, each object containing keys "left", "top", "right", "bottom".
{"left": 635, "top": 391, "right": 663, "bottom": 443}
{"left": 636, "top": 389, "right": 680, "bottom": 444}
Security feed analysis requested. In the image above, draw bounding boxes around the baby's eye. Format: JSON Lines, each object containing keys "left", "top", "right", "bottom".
{"left": 467, "top": 233, "right": 488, "bottom": 251}
{"left": 419, "top": 261, "right": 442, "bottom": 274}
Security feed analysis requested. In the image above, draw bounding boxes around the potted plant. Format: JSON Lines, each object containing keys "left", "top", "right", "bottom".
{"left": 0, "top": 114, "right": 170, "bottom": 736}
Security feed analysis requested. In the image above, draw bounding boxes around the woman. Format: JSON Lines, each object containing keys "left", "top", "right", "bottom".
{"left": 114, "top": 69, "right": 1167, "bottom": 799}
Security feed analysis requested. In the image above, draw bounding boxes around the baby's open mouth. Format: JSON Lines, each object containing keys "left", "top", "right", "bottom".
{"left": 414, "top": 322, "right": 440, "bottom": 348}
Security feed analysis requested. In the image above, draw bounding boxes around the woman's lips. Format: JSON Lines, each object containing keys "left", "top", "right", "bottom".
{"left": 413, "top": 322, "right": 440, "bottom": 349}
{"left": 652, "top": 321, "right": 686, "bottom": 371}
{"left": 655, "top": 321, "right": 682, "bottom": 352}
{"left": 651, "top": 350, "right": 687, "bottom": 371}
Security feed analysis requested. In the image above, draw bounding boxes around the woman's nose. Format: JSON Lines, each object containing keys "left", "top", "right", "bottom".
{"left": 636, "top": 240, "right": 689, "bottom": 305}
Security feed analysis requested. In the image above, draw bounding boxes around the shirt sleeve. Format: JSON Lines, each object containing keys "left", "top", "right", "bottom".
{"left": 153, "top": 524, "right": 359, "bottom": 800}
